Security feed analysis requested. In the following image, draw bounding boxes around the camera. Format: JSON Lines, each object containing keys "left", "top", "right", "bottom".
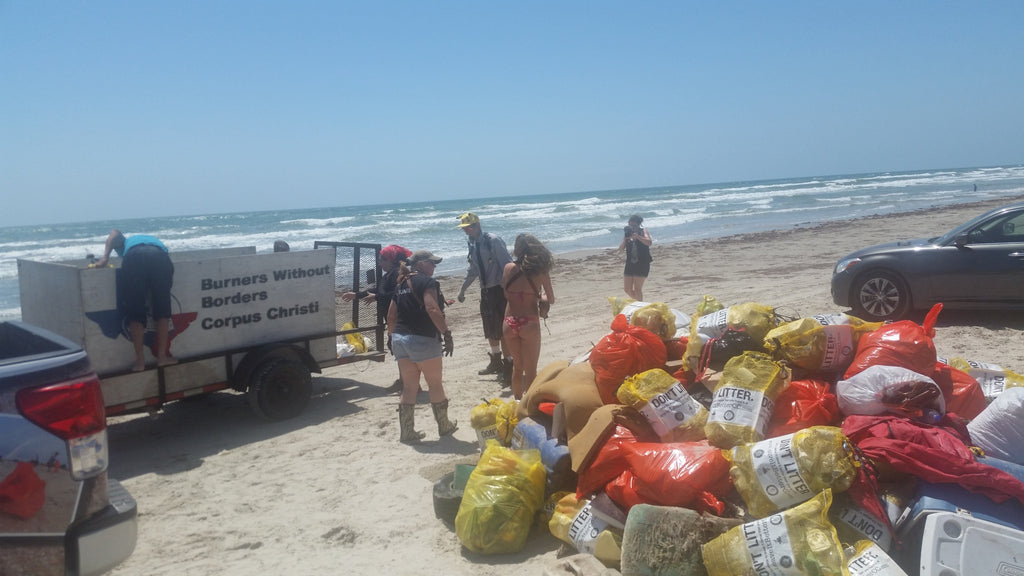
{"left": 624, "top": 226, "right": 633, "bottom": 238}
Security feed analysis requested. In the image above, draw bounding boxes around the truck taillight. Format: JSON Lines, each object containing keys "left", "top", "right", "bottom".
{"left": 16, "top": 374, "right": 106, "bottom": 439}
{"left": 16, "top": 374, "right": 109, "bottom": 479}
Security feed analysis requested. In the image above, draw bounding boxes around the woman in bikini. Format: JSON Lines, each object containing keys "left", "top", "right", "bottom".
{"left": 502, "top": 234, "right": 554, "bottom": 400}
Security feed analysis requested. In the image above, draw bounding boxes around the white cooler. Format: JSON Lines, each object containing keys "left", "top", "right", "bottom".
{"left": 919, "top": 511, "right": 1024, "bottom": 576}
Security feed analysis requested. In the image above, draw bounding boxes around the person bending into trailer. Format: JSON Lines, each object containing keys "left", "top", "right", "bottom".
{"left": 96, "top": 229, "right": 178, "bottom": 372}
{"left": 387, "top": 250, "right": 457, "bottom": 444}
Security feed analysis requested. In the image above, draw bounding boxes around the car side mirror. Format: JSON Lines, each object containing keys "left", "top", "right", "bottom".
{"left": 954, "top": 233, "right": 970, "bottom": 247}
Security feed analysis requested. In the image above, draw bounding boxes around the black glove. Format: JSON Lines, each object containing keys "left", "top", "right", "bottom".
{"left": 442, "top": 330, "right": 454, "bottom": 357}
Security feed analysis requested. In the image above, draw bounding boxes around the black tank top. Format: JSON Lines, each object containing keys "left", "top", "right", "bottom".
{"left": 627, "top": 227, "right": 653, "bottom": 263}
{"left": 393, "top": 273, "right": 443, "bottom": 338}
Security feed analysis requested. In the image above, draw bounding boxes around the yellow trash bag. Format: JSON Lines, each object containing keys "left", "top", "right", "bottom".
{"left": 630, "top": 302, "right": 679, "bottom": 340}
{"left": 943, "top": 356, "right": 1024, "bottom": 401}
{"left": 764, "top": 314, "right": 882, "bottom": 373}
{"left": 607, "top": 297, "right": 685, "bottom": 339}
{"left": 845, "top": 540, "right": 909, "bottom": 576}
{"left": 705, "top": 351, "right": 790, "bottom": 449}
{"left": 617, "top": 368, "right": 708, "bottom": 442}
{"left": 470, "top": 399, "right": 519, "bottom": 447}
{"left": 729, "top": 426, "right": 858, "bottom": 518}
{"left": 702, "top": 489, "right": 847, "bottom": 576}
{"left": 696, "top": 295, "right": 725, "bottom": 317}
{"left": 340, "top": 321, "right": 367, "bottom": 353}
{"left": 607, "top": 296, "right": 638, "bottom": 316}
{"left": 548, "top": 493, "right": 623, "bottom": 566}
{"left": 682, "top": 302, "right": 778, "bottom": 374}
{"left": 680, "top": 296, "right": 724, "bottom": 373}
{"left": 455, "top": 441, "right": 546, "bottom": 554}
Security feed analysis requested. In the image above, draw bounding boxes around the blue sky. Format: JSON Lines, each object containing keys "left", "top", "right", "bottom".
{"left": 2, "top": 1, "right": 1022, "bottom": 227}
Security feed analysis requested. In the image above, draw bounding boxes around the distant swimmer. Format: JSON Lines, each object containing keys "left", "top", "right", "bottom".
{"left": 974, "top": 184, "right": 978, "bottom": 192}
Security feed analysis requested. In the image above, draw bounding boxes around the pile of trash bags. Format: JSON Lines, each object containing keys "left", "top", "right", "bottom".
{"left": 454, "top": 297, "right": 1024, "bottom": 576}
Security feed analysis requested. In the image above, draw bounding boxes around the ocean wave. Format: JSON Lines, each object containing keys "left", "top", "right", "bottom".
{"left": 3, "top": 164, "right": 1023, "bottom": 315}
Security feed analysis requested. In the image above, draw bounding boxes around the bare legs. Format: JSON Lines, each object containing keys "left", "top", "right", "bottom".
{"left": 129, "top": 321, "right": 146, "bottom": 372}
{"left": 397, "top": 356, "right": 455, "bottom": 442}
{"left": 623, "top": 275, "right": 647, "bottom": 301}
{"left": 399, "top": 357, "right": 448, "bottom": 404}
{"left": 131, "top": 318, "right": 177, "bottom": 371}
{"left": 503, "top": 321, "right": 542, "bottom": 400}
{"left": 155, "top": 318, "right": 177, "bottom": 366}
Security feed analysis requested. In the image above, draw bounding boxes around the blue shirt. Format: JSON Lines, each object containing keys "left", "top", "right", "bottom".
{"left": 120, "top": 234, "right": 168, "bottom": 256}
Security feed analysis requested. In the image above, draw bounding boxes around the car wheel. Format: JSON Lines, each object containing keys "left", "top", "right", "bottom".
{"left": 851, "top": 270, "right": 911, "bottom": 321}
{"left": 247, "top": 358, "right": 312, "bottom": 420}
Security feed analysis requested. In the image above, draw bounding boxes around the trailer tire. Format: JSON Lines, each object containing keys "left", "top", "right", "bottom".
{"left": 247, "top": 358, "right": 312, "bottom": 421}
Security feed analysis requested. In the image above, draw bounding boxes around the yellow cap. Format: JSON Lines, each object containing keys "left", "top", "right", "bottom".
{"left": 456, "top": 212, "right": 480, "bottom": 228}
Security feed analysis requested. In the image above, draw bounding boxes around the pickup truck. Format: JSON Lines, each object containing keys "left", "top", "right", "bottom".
{"left": 0, "top": 320, "right": 137, "bottom": 576}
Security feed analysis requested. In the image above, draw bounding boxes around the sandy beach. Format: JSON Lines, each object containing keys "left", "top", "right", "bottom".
{"left": 104, "top": 197, "right": 1024, "bottom": 576}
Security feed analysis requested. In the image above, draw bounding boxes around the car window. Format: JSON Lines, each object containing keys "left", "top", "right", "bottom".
{"left": 967, "top": 210, "right": 1024, "bottom": 244}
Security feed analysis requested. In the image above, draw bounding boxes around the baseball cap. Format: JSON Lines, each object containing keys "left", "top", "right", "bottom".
{"left": 456, "top": 212, "right": 480, "bottom": 228}
{"left": 380, "top": 244, "right": 412, "bottom": 263}
{"left": 409, "top": 250, "right": 443, "bottom": 265}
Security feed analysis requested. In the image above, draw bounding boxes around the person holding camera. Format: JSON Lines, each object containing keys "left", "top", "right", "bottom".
{"left": 617, "top": 214, "right": 653, "bottom": 300}
{"left": 387, "top": 250, "right": 457, "bottom": 443}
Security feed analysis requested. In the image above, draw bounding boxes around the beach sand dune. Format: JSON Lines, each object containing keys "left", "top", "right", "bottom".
{"left": 105, "top": 198, "right": 1024, "bottom": 576}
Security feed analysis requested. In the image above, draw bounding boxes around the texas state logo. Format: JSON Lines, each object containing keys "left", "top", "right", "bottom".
{"left": 84, "top": 293, "right": 198, "bottom": 358}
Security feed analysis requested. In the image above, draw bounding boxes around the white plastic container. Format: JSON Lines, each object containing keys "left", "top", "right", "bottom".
{"left": 918, "top": 512, "right": 1024, "bottom": 576}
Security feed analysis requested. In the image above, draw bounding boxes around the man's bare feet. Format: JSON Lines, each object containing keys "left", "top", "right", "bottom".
{"left": 131, "top": 362, "right": 146, "bottom": 372}
{"left": 158, "top": 356, "right": 179, "bottom": 367}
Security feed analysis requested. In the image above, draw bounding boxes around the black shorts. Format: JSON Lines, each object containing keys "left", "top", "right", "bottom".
{"left": 624, "top": 260, "right": 651, "bottom": 278}
{"left": 479, "top": 285, "right": 507, "bottom": 341}
{"left": 121, "top": 245, "right": 175, "bottom": 324}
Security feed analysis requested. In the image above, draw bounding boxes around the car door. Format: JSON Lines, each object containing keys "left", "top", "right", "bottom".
{"left": 930, "top": 209, "right": 1024, "bottom": 304}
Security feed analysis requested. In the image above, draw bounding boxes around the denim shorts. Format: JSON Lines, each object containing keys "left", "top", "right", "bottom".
{"left": 391, "top": 332, "right": 442, "bottom": 362}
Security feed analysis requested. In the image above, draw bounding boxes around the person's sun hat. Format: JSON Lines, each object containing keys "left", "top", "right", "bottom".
{"left": 410, "top": 250, "right": 443, "bottom": 265}
{"left": 456, "top": 212, "right": 480, "bottom": 228}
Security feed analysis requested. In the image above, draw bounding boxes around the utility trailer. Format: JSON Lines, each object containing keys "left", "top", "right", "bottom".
{"left": 17, "top": 242, "right": 385, "bottom": 421}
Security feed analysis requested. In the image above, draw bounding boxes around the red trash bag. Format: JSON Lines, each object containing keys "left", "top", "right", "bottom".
{"left": 844, "top": 303, "right": 942, "bottom": 379}
{"left": 767, "top": 378, "right": 841, "bottom": 437}
{"left": 589, "top": 315, "right": 667, "bottom": 404}
{"left": 605, "top": 470, "right": 645, "bottom": 510}
{"left": 932, "top": 361, "right": 987, "bottom": 420}
{"left": 620, "top": 441, "right": 732, "bottom": 511}
{"left": 576, "top": 425, "right": 638, "bottom": 498}
{"left": 0, "top": 462, "right": 46, "bottom": 520}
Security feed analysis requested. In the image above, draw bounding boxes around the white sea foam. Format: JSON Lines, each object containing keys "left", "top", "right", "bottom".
{"left": 3, "top": 164, "right": 1023, "bottom": 315}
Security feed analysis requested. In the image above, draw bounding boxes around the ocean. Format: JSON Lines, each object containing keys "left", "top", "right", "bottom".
{"left": 3, "top": 164, "right": 1024, "bottom": 321}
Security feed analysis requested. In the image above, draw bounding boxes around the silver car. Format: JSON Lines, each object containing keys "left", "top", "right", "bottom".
{"left": 831, "top": 202, "right": 1024, "bottom": 321}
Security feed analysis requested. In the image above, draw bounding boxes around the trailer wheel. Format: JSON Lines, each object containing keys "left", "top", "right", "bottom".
{"left": 247, "top": 358, "right": 312, "bottom": 420}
